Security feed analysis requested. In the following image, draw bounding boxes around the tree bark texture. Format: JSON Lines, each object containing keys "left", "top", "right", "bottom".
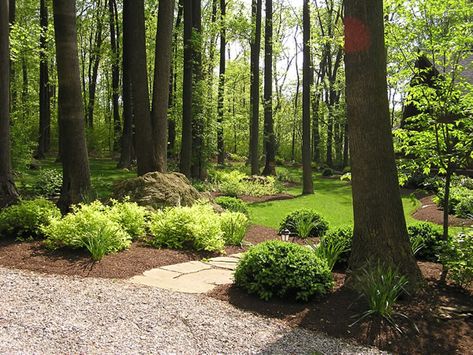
{"left": 344, "top": 0, "right": 422, "bottom": 289}
{"left": 216, "top": 0, "right": 226, "bottom": 166}
{"left": 53, "top": 0, "right": 91, "bottom": 212}
{"left": 151, "top": 0, "right": 175, "bottom": 173}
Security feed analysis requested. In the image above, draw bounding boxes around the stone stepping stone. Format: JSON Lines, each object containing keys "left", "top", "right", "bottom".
{"left": 128, "top": 253, "right": 243, "bottom": 294}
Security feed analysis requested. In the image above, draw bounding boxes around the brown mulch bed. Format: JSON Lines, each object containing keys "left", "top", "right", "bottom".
{"left": 211, "top": 191, "right": 295, "bottom": 204}
{"left": 208, "top": 262, "right": 473, "bottom": 355}
{"left": 0, "top": 225, "right": 280, "bottom": 279}
{"left": 413, "top": 195, "right": 472, "bottom": 227}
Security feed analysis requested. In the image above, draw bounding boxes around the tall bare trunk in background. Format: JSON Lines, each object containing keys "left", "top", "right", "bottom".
{"left": 151, "top": 0, "right": 175, "bottom": 172}
{"left": 302, "top": 0, "right": 313, "bottom": 194}
{"left": 262, "top": 0, "right": 276, "bottom": 176}
{"left": 108, "top": 0, "right": 121, "bottom": 152}
{"left": 36, "top": 0, "right": 51, "bottom": 159}
{"left": 249, "top": 0, "right": 262, "bottom": 175}
{"left": 216, "top": 0, "right": 226, "bottom": 165}
{"left": 53, "top": 0, "right": 91, "bottom": 212}
{"left": 344, "top": 0, "right": 422, "bottom": 289}
{"left": 123, "top": 0, "right": 157, "bottom": 175}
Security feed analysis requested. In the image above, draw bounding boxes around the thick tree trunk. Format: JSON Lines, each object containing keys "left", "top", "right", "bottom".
{"left": 190, "top": 0, "right": 206, "bottom": 180}
{"left": 216, "top": 0, "right": 226, "bottom": 166}
{"left": 36, "top": 0, "right": 51, "bottom": 159}
{"left": 53, "top": 0, "right": 91, "bottom": 212}
{"left": 0, "top": 0, "right": 19, "bottom": 208}
{"left": 302, "top": 0, "right": 313, "bottom": 194}
{"left": 180, "top": 0, "right": 193, "bottom": 177}
{"left": 117, "top": 68, "right": 134, "bottom": 169}
{"left": 262, "top": 0, "right": 276, "bottom": 176}
{"left": 108, "top": 0, "right": 121, "bottom": 152}
{"left": 249, "top": 0, "right": 261, "bottom": 175}
{"left": 151, "top": 0, "right": 175, "bottom": 173}
{"left": 342, "top": 122, "right": 349, "bottom": 168}
{"left": 123, "top": 0, "right": 157, "bottom": 175}
{"left": 8, "top": 0, "right": 16, "bottom": 114}
{"left": 344, "top": 0, "right": 422, "bottom": 289}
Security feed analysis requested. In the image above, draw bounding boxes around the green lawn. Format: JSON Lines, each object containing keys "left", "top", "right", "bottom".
{"left": 248, "top": 175, "right": 421, "bottom": 230}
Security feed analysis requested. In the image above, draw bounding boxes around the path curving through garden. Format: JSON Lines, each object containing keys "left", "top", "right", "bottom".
{"left": 0, "top": 266, "right": 385, "bottom": 354}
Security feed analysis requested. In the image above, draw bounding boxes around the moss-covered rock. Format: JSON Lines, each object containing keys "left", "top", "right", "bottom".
{"left": 113, "top": 172, "right": 203, "bottom": 210}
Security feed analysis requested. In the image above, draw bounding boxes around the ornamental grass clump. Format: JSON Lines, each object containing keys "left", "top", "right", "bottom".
{"left": 234, "top": 240, "right": 333, "bottom": 301}
{"left": 220, "top": 212, "right": 249, "bottom": 246}
{"left": 312, "top": 228, "right": 353, "bottom": 270}
{"left": 351, "top": 262, "right": 411, "bottom": 333}
{"left": 279, "top": 209, "right": 329, "bottom": 238}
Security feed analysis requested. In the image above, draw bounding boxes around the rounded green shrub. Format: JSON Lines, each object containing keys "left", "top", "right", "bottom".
{"left": 235, "top": 240, "right": 333, "bottom": 301}
{"left": 42, "top": 201, "right": 132, "bottom": 260}
{"left": 148, "top": 204, "right": 225, "bottom": 253}
{"left": 407, "top": 223, "right": 443, "bottom": 262}
{"left": 109, "top": 198, "right": 149, "bottom": 240}
{"left": 32, "top": 169, "right": 62, "bottom": 197}
{"left": 322, "top": 168, "right": 334, "bottom": 177}
{"left": 0, "top": 198, "right": 61, "bottom": 239}
{"left": 279, "top": 209, "right": 329, "bottom": 238}
{"left": 214, "top": 196, "right": 249, "bottom": 216}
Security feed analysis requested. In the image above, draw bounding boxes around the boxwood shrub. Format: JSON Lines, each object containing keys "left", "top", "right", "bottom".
{"left": 214, "top": 196, "right": 249, "bottom": 216}
{"left": 234, "top": 240, "right": 333, "bottom": 301}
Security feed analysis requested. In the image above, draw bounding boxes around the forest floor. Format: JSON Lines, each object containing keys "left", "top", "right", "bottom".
{"left": 208, "top": 262, "right": 473, "bottom": 355}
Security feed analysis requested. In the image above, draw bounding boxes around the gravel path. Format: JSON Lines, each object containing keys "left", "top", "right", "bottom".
{"left": 0, "top": 267, "right": 384, "bottom": 354}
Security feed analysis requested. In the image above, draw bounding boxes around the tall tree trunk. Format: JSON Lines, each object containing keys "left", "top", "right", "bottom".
{"left": 342, "top": 121, "right": 349, "bottom": 168}
{"left": 117, "top": 67, "right": 134, "bottom": 169}
{"left": 302, "top": 0, "right": 313, "bottom": 194}
{"left": 53, "top": 0, "right": 91, "bottom": 212}
{"left": 8, "top": 0, "right": 16, "bottom": 114}
{"left": 0, "top": 0, "right": 19, "bottom": 208}
{"left": 151, "top": 0, "right": 175, "bottom": 173}
{"left": 216, "top": 0, "right": 226, "bottom": 166}
{"left": 168, "top": 0, "right": 183, "bottom": 159}
{"left": 191, "top": 0, "right": 206, "bottom": 180}
{"left": 292, "top": 45, "right": 300, "bottom": 163}
{"left": 344, "top": 0, "right": 422, "bottom": 289}
{"left": 21, "top": 57, "right": 28, "bottom": 120}
{"left": 86, "top": 0, "right": 104, "bottom": 129}
{"left": 262, "top": 0, "right": 276, "bottom": 176}
{"left": 123, "top": 0, "right": 157, "bottom": 175}
{"left": 36, "top": 0, "right": 51, "bottom": 159}
{"left": 249, "top": 0, "right": 262, "bottom": 175}
{"left": 108, "top": 0, "right": 120, "bottom": 152}
{"left": 180, "top": 0, "right": 193, "bottom": 177}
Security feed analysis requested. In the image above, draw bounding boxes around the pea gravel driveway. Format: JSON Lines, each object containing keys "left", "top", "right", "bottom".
{"left": 0, "top": 267, "right": 384, "bottom": 354}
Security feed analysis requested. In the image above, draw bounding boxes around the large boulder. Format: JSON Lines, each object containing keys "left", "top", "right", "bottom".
{"left": 113, "top": 172, "right": 203, "bottom": 210}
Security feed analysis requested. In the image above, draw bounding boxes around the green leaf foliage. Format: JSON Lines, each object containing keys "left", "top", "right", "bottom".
{"left": 234, "top": 240, "right": 334, "bottom": 301}
{"left": 0, "top": 198, "right": 61, "bottom": 240}
{"left": 279, "top": 209, "right": 329, "bottom": 238}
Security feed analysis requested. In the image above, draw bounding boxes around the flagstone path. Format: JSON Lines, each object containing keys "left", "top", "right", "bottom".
{"left": 129, "top": 253, "right": 243, "bottom": 293}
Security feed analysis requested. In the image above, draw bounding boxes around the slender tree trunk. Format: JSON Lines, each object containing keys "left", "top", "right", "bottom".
{"left": 292, "top": 40, "right": 300, "bottom": 163}
{"left": 191, "top": 0, "right": 206, "bottom": 180}
{"left": 86, "top": 1, "right": 104, "bottom": 130}
{"left": 262, "top": 0, "right": 276, "bottom": 176}
{"left": 344, "top": 0, "right": 422, "bottom": 289}
{"left": 21, "top": 57, "right": 28, "bottom": 120}
{"left": 53, "top": 0, "right": 91, "bottom": 212}
{"left": 342, "top": 122, "right": 349, "bottom": 168}
{"left": 0, "top": 0, "right": 18, "bottom": 208}
{"left": 442, "top": 166, "right": 452, "bottom": 241}
{"left": 123, "top": 0, "right": 157, "bottom": 175}
{"left": 168, "top": 0, "right": 183, "bottom": 159}
{"left": 8, "top": 0, "right": 16, "bottom": 114}
{"left": 36, "top": 0, "right": 51, "bottom": 159}
{"left": 216, "top": 0, "right": 226, "bottom": 166}
{"left": 249, "top": 0, "right": 262, "bottom": 175}
{"left": 151, "top": 0, "right": 175, "bottom": 173}
{"left": 302, "top": 0, "right": 313, "bottom": 194}
{"left": 180, "top": 0, "right": 193, "bottom": 177}
{"left": 108, "top": 0, "right": 121, "bottom": 152}
{"left": 117, "top": 67, "right": 134, "bottom": 169}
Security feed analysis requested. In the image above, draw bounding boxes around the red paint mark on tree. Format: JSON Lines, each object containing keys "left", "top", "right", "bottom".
{"left": 344, "top": 16, "right": 371, "bottom": 53}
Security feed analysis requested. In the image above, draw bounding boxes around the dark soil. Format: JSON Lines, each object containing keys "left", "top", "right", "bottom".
{"left": 413, "top": 195, "right": 472, "bottom": 227}
{"left": 0, "top": 225, "right": 280, "bottom": 279}
{"left": 212, "top": 191, "right": 295, "bottom": 204}
{"left": 208, "top": 262, "right": 473, "bottom": 355}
